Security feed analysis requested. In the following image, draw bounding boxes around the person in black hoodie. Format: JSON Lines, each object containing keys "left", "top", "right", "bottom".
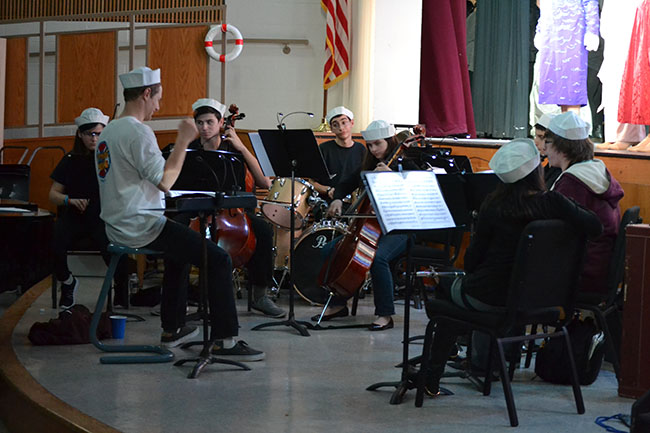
{"left": 421, "top": 138, "right": 602, "bottom": 396}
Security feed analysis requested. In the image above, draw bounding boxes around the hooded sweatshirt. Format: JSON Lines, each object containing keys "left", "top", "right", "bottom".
{"left": 552, "top": 159, "right": 624, "bottom": 294}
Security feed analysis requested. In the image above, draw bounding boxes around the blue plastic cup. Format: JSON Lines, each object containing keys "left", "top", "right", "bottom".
{"left": 109, "top": 315, "right": 127, "bottom": 339}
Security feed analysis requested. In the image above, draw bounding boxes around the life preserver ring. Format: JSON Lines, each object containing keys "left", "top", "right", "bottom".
{"left": 204, "top": 24, "right": 243, "bottom": 63}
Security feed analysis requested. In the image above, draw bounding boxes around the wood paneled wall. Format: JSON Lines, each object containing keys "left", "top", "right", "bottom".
{"left": 447, "top": 144, "right": 650, "bottom": 222}
{"left": 4, "top": 37, "right": 26, "bottom": 127}
{"left": 1, "top": 0, "right": 223, "bottom": 23}
{"left": 57, "top": 31, "right": 116, "bottom": 124}
{"left": 148, "top": 26, "right": 208, "bottom": 118}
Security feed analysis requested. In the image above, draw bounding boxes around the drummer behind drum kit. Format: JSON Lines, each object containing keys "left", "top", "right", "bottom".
{"left": 258, "top": 176, "right": 348, "bottom": 306}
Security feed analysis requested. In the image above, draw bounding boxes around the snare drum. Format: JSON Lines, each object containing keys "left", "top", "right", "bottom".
{"left": 292, "top": 220, "right": 348, "bottom": 305}
{"left": 262, "top": 177, "right": 314, "bottom": 229}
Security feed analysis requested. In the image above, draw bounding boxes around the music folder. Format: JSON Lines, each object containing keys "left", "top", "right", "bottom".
{"left": 361, "top": 170, "right": 455, "bottom": 235}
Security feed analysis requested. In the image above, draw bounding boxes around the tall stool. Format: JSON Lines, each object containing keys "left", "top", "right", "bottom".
{"left": 89, "top": 243, "right": 173, "bottom": 364}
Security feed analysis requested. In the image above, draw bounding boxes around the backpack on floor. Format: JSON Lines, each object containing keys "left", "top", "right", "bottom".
{"left": 534, "top": 315, "right": 605, "bottom": 386}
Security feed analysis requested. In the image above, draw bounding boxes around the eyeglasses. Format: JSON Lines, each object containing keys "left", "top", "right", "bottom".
{"left": 82, "top": 131, "right": 101, "bottom": 138}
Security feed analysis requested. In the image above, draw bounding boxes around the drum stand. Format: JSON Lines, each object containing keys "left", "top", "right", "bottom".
{"left": 252, "top": 160, "right": 314, "bottom": 336}
{"left": 174, "top": 210, "right": 251, "bottom": 378}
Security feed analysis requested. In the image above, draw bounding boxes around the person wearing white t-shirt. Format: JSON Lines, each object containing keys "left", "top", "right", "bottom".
{"left": 95, "top": 66, "right": 264, "bottom": 361}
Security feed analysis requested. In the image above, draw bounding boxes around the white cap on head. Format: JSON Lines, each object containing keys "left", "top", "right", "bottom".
{"left": 119, "top": 66, "right": 161, "bottom": 89}
{"left": 74, "top": 108, "right": 109, "bottom": 127}
{"left": 192, "top": 98, "right": 227, "bottom": 118}
{"left": 361, "top": 120, "right": 396, "bottom": 141}
{"left": 536, "top": 113, "right": 556, "bottom": 129}
{"left": 548, "top": 111, "right": 590, "bottom": 140}
{"left": 489, "top": 138, "right": 540, "bottom": 183}
{"left": 326, "top": 106, "right": 354, "bottom": 124}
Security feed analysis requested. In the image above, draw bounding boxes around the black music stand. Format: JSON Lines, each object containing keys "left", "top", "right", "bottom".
{"left": 166, "top": 151, "right": 251, "bottom": 378}
{"left": 251, "top": 129, "right": 330, "bottom": 336}
{"left": 359, "top": 170, "right": 455, "bottom": 405}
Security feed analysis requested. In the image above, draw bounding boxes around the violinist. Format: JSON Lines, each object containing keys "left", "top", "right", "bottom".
{"left": 318, "top": 120, "right": 419, "bottom": 331}
{"left": 188, "top": 98, "right": 286, "bottom": 319}
{"left": 50, "top": 108, "right": 128, "bottom": 309}
{"left": 309, "top": 106, "right": 366, "bottom": 200}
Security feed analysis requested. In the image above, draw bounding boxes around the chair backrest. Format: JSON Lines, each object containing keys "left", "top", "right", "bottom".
{"left": 605, "top": 206, "right": 641, "bottom": 305}
{"left": 0, "top": 164, "right": 31, "bottom": 201}
{"left": 505, "top": 219, "right": 588, "bottom": 327}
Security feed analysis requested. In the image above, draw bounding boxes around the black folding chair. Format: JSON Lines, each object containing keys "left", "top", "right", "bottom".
{"left": 415, "top": 219, "right": 588, "bottom": 427}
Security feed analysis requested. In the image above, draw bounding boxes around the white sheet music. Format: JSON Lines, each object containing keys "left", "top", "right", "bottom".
{"left": 363, "top": 171, "right": 455, "bottom": 234}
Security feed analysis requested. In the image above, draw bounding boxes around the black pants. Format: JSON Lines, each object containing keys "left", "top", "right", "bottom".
{"left": 149, "top": 218, "right": 239, "bottom": 340}
{"left": 52, "top": 208, "right": 127, "bottom": 291}
{"left": 244, "top": 212, "right": 274, "bottom": 287}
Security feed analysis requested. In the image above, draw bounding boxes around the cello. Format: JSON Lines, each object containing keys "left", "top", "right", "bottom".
{"left": 190, "top": 104, "right": 257, "bottom": 268}
{"left": 318, "top": 126, "right": 426, "bottom": 299}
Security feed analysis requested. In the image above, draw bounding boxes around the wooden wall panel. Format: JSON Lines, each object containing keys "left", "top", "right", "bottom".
{"left": 448, "top": 144, "right": 650, "bottom": 223}
{"left": 4, "top": 37, "right": 26, "bottom": 128}
{"left": 148, "top": 26, "right": 208, "bottom": 118}
{"left": 57, "top": 32, "right": 116, "bottom": 124}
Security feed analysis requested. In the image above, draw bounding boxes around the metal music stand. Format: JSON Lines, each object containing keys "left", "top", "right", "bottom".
{"left": 251, "top": 129, "right": 330, "bottom": 336}
{"left": 164, "top": 151, "right": 252, "bottom": 378}
{"left": 359, "top": 170, "right": 455, "bottom": 405}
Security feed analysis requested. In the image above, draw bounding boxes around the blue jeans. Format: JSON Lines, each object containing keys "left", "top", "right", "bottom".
{"left": 146, "top": 218, "right": 239, "bottom": 340}
{"left": 324, "top": 233, "right": 408, "bottom": 317}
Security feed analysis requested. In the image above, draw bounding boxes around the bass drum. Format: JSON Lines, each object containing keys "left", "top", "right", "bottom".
{"left": 293, "top": 220, "right": 348, "bottom": 306}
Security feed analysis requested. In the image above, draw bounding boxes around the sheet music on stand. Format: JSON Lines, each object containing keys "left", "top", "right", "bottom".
{"left": 362, "top": 170, "right": 456, "bottom": 235}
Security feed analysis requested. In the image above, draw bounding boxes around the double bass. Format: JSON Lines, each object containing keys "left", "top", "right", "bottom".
{"left": 318, "top": 126, "right": 426, "bottom": 298}
{"left": 191, "top": 104, "right": 257, "bottom": 268}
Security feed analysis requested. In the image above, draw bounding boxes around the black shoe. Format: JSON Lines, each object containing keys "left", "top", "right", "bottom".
{"left": 160, "top": 326, "right": 199, "bottom": 348}
{"left": 59, "top": 277, "right": 79, "bottom": 310}
{"left": 311, "top": 306, "right": 349, "bottom": 322}
{"left": 368, "top": 317, "right": 394, "bottom": 331}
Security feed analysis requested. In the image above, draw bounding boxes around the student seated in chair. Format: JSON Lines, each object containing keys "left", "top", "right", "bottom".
{"left": 544, "top": 111, "right": 624, "bottom": 296}
{"left": 421, "top": 138, "right": 602, "bottom": 396}
{"left": 95, "top": 67, "right": 264, "bottom": 361}
{"left": 50, "top": 108, "right": 128, "bottom": 310}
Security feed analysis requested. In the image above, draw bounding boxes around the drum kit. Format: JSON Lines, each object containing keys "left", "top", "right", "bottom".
{"left": 258, "top": 176, "right": 348, "bottom": 306}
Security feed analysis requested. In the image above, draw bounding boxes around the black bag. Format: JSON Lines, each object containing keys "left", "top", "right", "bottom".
{"left": 534, "top": 315, "right": 605, "bottom": 385}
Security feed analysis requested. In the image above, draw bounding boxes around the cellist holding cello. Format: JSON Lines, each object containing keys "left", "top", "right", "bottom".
{"left": 319, "top": 120, "right": 420, "bottom": 331}
{"left": 164, "top": 98, "right": 286, "bottom": 320}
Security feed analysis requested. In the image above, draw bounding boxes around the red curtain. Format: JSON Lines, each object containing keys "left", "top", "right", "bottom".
{"left": 419, "top": 1, "right": 476, "bottom": 138}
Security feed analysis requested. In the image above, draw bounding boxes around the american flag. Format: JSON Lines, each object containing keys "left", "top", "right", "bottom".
{"left": 322, "top": 0, "right": 350, "bottom": 89}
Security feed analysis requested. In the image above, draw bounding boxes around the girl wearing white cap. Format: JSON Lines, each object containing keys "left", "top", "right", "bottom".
{"left": 50, "top": 108, "right": 128, "bottom": 309}
{"left": 420, "top": 138, "right": 602, "bottom": 396}
{"left": 319, "top": 120, "right": 419, "bottom": 331}
{"left": 544, "top": 111, "right": 624, "bottom": 296}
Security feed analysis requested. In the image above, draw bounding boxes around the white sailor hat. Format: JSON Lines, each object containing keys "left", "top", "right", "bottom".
{"left": 536, "top": 113, "right": 556, "bottom": 129}
{"left": 74, "top": 108, "right": 109, "bottom": 127}
{"left": 489, "top": 138, "right": 540, "bottom": 183}
{"left": 326, "top": 106, "right": 354, "bottom": 124}
{"left": 361, "top": 120, "right": 396, "bottom": 141}
{"left": 119, "top": 66, "right": 161, "bottom": 89}
{"left": 548, "top": 112, "right": 590, "bottom": 140}
{"left": 191, "top": 98, "right": 227, "bottom": 118}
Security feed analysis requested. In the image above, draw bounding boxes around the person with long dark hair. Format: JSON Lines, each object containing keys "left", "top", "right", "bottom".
{"left": 318, "top": 120, "right": 418, "bottom": 331}
{"left": 420, "top": 138, "right": 602, "bottom": 396}
{"left": 50, "top": 108, "right": 128, "bottom": 309}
